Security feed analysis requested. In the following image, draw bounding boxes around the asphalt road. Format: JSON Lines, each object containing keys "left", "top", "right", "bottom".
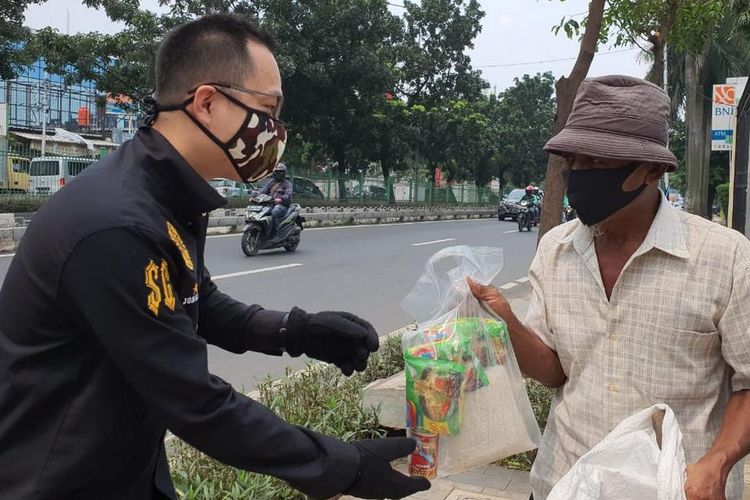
{"left": 0, "top": 218, "right": 537, "bottom": 390}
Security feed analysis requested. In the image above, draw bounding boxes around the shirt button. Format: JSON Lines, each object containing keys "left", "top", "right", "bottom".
{"left": 610, "top": 333, "right": 618, "bottom": 342}
{"left": 608, "top": 383, "right": 617, "bottom": 393}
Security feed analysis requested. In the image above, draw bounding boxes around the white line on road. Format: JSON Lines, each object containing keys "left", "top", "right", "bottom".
{"left": 206, "top": 218, "right": 493, "bottom": 239}
{"left": 503, "top": 230, "right": 517, "bottom": 234}
{"left": 412, "top": 238, "right": 456, "bottom": 247}
{"left": 499, "top": 282, "right": 517, "bottom": 290}
{"left": 212, "top": 263, "right": 303, "bottom": 280}
{"left": 516, "top": 277, "right": 530, "bottom": 283}
{"left": 0, "top": 253, "right": 15, "bottom": 258}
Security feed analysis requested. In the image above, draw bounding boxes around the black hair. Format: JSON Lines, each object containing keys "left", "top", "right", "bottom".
{"left": 155, "top": 14, "right": 275, "bottom": 103}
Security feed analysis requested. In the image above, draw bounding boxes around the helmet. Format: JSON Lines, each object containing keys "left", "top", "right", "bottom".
{"left": 533, "top": 187, "right": 540, "bottom": 194}
{"left": 525, "top": 185, "right": 534, "bottom": 194}
{"left": 274, "top": 163, "right": 287, "bottom": 173}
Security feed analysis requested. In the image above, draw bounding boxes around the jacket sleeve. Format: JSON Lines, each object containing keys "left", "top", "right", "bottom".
{"left": 279, "top": 180, "right": 293, "bottom": 203}
{"left": 58, "top": 228, "right": 359, "bottom": 499}
{"left": 197, "top": 266, "right": 287, "bottom": 355}
{"left": 260, "top": 181, "right": 272, "bottom": 195}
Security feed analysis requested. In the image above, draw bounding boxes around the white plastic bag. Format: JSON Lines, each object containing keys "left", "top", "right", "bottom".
{"left": 547, "top": 404, "right": 687, "bottom": 500}
{"left": 401, "top": 246, "right": 541, "bottom": 477}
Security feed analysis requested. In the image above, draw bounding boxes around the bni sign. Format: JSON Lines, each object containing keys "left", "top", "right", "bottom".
{"left": 712, "top": 84, "right": 736, "bottom": 151}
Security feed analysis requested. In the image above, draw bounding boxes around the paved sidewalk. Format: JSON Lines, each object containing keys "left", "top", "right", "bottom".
{"left": 339, "top": 463, "right": 530, "bottom": 500}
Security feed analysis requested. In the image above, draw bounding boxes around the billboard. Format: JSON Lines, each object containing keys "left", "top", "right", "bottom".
{"left": 712, "top": 84, "right": 735, "bottom": 151}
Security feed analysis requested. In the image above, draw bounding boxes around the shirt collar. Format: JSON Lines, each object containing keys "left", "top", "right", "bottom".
{"left": 561, "top": 195, "right": 690, "bottom": 260}
{"left": 135, "top": 126, "right": 227, "bottom": 218}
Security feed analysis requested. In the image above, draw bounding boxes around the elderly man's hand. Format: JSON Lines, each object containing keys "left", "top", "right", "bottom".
{"left": 467, "top": 278, "right": 512, "bottom": 321}
{"left": 685, "top": 454, "right": 729, "bottom": 500}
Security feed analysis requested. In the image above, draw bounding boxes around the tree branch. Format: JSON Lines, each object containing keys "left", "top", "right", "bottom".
{"left": 568, "top": 0, "right": 606, "bottom": 87}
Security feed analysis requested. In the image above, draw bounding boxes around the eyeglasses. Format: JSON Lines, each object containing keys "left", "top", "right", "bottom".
{"left": 190, "top": 82, "right": 284, "bottom": 119}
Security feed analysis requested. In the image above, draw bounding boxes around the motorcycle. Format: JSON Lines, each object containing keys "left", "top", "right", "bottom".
{"left": 241, "top": 193, "right": 304, "bottom": 256}
{"left": 517, "top": 200, "right": 534, "bottom": 232}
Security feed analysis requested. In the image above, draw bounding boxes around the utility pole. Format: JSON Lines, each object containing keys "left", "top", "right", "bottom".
{"left": 37, "top": 75, "right": 49, "bottom": 157}
{"left": 663, "top": 42, "right": 670, "bottom": 198}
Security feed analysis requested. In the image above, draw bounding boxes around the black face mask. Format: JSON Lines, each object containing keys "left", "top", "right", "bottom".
{"left": 273, "top": 172, "right": 285, "bottom": 181}
{"left": 566, "top": 162, "right": 646, "bottom": 226}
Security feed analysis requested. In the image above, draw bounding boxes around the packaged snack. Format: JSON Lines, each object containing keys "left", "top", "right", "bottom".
{"left": 402, "top": 246, "right": 542, "bottom": 476}
{"left": 409, "top": 428, "right": 440, "bottom": 479}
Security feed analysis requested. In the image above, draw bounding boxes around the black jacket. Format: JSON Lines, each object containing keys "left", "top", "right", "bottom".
{"left": 0, "top": 127, "right": 358, "bottom": 499}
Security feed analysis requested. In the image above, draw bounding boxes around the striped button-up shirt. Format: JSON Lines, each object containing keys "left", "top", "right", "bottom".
{"left": 525, "top": 197, "right": 750, "bottom": 499}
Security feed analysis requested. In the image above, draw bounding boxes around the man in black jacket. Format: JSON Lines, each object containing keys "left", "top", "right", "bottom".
{"left": 0, "top": 14, "right": 430, "bottom": 500}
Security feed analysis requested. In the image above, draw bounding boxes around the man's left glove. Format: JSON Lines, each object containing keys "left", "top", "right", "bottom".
{"left": 283, "top": 307, "right": 379, "bottom": 376}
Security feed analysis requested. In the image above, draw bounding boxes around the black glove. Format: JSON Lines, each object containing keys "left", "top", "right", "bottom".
{"left": 346, "top": 437, "right": 431, "bottom": 499}
{"left": 284, "top": 307, "right": 379, "bottom": 376}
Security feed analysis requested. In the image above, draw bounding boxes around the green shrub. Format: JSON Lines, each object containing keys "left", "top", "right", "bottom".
{"left": 0, "top": 195, "right": 49, "bottom": 214}
{"left": 716, "top": 183, "right": 730, "bottom": 218}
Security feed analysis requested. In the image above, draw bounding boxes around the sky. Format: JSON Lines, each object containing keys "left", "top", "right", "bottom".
{"left": 24, "top": 0, "right": 650, "bottom": 94}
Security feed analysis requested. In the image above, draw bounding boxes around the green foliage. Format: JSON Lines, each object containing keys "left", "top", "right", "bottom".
{"left": 715, "top": 182, "right": 730, "bottom": 217}
{"left": 554, "top": 0, "right": 724, "bottom": 54}
{"left": 0, "top": 195, "right": 48, "bottom": 214}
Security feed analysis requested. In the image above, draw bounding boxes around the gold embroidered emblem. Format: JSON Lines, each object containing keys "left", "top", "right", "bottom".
{"left": 166, "top": 221, "right": 194, "bottom": 271}
{"left": 145, "top": 260, "right": 162, "bottom": 316}
{"left": 145, "top": 258, "right": 177, "bottom": 316}
{"left": 160, "top": 260, "right": 176, "bottom": 312}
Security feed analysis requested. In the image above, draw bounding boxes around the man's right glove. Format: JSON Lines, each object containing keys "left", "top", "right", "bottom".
{"left": 345, "top": 437, "right": 431, "bottom": 499}
{"left": 283, "top": 307, "right": 379, "bottom": 376}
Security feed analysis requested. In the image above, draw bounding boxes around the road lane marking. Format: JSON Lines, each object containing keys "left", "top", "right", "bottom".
{"left": 503, "top": 230, "right": 517, "bottom": 234}
{"left": 499, "top": 282, "right": 517, "bottom": 290}
{"left": 212, "top": 263, "right": 303, "bottom": 280}
{"left": 411, "top": 238, "right": 456, "bottom": 247}
{"left": 516, "top": 277, "right": 530, "bottom": 283}
{"left": 207, "top": 218, "right": 494, "bottom": 239}
{"left": 0, "top": 253, "right": 15, "bottom": 258}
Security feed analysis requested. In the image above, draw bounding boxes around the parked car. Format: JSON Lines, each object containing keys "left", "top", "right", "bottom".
{"left": 292, "top": 176, "right": 324, "bottom": 200}
{"left": 1, "top": 155, "right": 30, "bottom": 193}
{"left": 497, "top": 188, "right": 526, "bottom": 221}
{"left": 28, "top": 157, "right": 96, "bottom": 195}
{"left": 209, "top": 178, "right": 250, "bottom": 198}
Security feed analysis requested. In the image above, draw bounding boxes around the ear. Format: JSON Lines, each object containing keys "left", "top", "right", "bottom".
{"left": 190, "top": 85, "right": 218, "bottom": 125}
{"left": 643, "top": 163, "right": 668, "bottom": 186}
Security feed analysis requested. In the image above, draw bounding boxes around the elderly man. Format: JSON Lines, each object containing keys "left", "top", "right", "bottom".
{"left": 471, "top": 75, "right": 750, "bottom": 500}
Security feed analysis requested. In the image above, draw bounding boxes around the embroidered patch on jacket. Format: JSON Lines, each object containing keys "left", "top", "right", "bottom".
{"left": 183, "top": 283, "right": 199, "bottom": 306}
{"left": 145, "top": 258, "right": 177, "bottom": 316}
{"left": 166, "top": 221, "right": 194, "bottom": 271}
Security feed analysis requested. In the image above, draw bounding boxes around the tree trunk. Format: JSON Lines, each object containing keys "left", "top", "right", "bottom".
{"left": 646, "top": 36, "right": 665, "bottom": 88}
{"left": 334, "top": 148, "right": 348, "bottom": 201}
{"left": 685, "top": 52, "right": 710, "bottom": 218}
{"left": 538, "top": 0, "right": 606, "bottom": 242}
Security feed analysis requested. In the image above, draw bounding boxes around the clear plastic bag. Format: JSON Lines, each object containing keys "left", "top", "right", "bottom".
{"left": 401, "top": 245, "right": 541, "bottom": 477}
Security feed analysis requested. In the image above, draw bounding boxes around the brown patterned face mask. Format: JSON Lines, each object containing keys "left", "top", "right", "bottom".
{"left": 155, "top": 87, "right": 287, "bottom": 182}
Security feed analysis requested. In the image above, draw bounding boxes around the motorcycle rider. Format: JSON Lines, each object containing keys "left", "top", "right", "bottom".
{"left": 521, "top": 185, "right": 540, "bottom": 225}
{"left": 261, "top": 162, "right": 293, "bottom": 238}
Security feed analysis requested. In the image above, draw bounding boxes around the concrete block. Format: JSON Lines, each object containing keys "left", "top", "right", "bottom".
{"left": 362, "top": 371, "right": 406, "bottom": 429}
{"left": 0, "top": 214, "right": 15, "bottom": 252}
{"left": 445, "top": 489, "right": 502, "bottom": 500}
{"left": 448, "top": 470, "right": 512, "bottom": 491}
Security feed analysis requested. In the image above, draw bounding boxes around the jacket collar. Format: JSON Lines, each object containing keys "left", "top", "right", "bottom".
{"left": 134, "top": 127, "right": 227, "bottom": 220}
